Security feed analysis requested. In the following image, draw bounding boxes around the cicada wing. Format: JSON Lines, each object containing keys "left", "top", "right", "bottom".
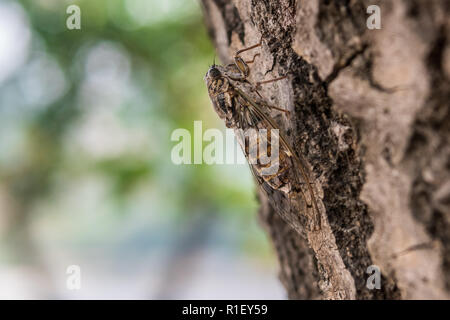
{"left": 249, "top": 161, "right": 312, "bottom": 236}
{"left": 234, "top": 88, "right": 321, "bottom": 231}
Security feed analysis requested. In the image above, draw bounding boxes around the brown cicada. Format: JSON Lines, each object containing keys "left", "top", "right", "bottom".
{"left": 204, "top": 40, "right": 321, "bottom": 231}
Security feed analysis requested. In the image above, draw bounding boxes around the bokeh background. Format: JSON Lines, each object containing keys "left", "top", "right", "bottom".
{"left": 0, "top": 0, "right": 284, "bottom": 299}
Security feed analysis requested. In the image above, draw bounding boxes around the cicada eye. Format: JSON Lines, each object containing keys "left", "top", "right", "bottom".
{"left": 208, "top": 67, "right": 221, "bottom": 79}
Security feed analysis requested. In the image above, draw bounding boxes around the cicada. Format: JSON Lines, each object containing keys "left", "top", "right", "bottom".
{"left": 204, "top": 41, "right": 321, "bottom": 231}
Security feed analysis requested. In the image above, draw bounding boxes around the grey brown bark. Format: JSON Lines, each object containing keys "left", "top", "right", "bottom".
{"left": 201, "top": 0, "right": 450, "bottom": 299}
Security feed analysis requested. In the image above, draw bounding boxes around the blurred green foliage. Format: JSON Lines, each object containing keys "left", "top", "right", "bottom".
{"left": 0, "top": 0, "right": 273, "bottom": 265}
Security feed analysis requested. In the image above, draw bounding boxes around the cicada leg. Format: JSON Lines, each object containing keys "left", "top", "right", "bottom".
{"left": 245, "top": 53, "right": 260, "bottom": 64}
{"left": 260, "top": 100, "right": 290, "bottom": 115}
{"left": 255, "top": 75, "right": 287, "bottom": 89}
{"left": 229, "top": 37, "right": 263, "bottom": 80}
{"left": 231, "top": 39, "right": 289, "bottom": 112}
{"left": 254, "top": 75, "right": 290, "bottom": 115}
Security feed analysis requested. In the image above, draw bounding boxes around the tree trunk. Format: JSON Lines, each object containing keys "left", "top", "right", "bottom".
{"left": 201, "top": 0, "right": 450, "bottom": 299}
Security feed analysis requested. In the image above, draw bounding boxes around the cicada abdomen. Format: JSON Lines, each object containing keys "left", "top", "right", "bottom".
{"left": 234, "top": 120, "right": 292, "bottom": 195}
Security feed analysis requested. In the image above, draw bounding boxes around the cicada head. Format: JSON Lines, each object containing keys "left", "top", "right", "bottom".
{"left": 204, "top": 65, "right": 228, "bottom": 90}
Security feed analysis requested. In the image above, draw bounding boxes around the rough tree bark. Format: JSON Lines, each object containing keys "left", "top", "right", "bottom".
{"left": 201, "top": 0, "right": 450, "bottom": 299}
